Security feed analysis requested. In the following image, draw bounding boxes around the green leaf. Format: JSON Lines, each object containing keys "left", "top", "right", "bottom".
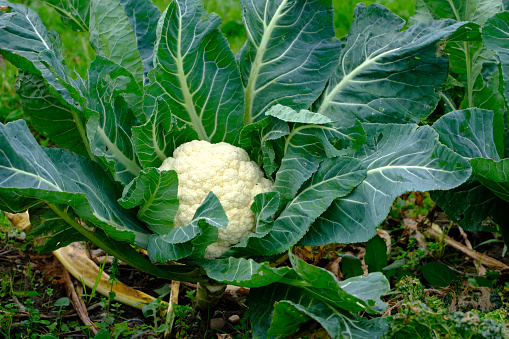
{"left": 239, "top": 116, "right": 289, "bottom": 177}
{"left": 249, "top": 283, "right": 291, "bottom": 339}
{"left": 250, "top": 272, "right": 390, "bottom": 339}
{"left": 287, "top": 251, "right": 389, "bottom": 314}
{"left": 119, "top": 0, "right": 161, "bottom": 83}
{"left": 431, "top": 108, "right": 507, "bottom": 230}
{"left": 413, "top": 0, "right": 501, "bottom": 25}
{"left": 1, "top": 4, "right": 94, "bottom": 160}
{"left": 431, "top": 177, "right": 504, "bottom": 231}
{"left": 16, "top": 71, "right": 89, "bottom": 157}
{"left": 43, "top": 0, "right": 90, "bottom": 32}
{"left": 471, "top": 158, "right": 509, "bottom": 202}
{"left": 234, "top": 191, "right": 281, "bottom": 250}
{"left": 301, "top": 124, "right": 472, "bottom": 246}
{"left": 267, "top": 105, "right": 333, "bottom": 125}
{"left": 193, "top": 257, "right": 291, "bottom": 288}
{"left": 147, "top": 192, "right": 228, "bottom": 262}
{"left": 239, "top": 0, "right": 340, "bottom": 125}
{"left": 315, "top": 4, "right": 463, "bottom": 126}
{"left": 238, "top": 157, "right": 366, "bottom": 255}
{"left": 270, "top": 298, "right": 390, "bottom": 339}
{"left": 89, "top": 0, "right": 143, "bottom": 83}
{"left": 411, "top": 0, "right": 501, "bottom": 24}
{"left": 422, "top": 262, "right": 457, "bottom": 287}
{"left": 269, "top": 105, "right": 366, "bottom": 202}
{"left": 28, "top": 206, "right": 86, "bottom": 253}
{"left": 483, "top": 12, "right": 509, "bottom": 107}
{"left": 341, "top": 254, "right": 363, "bottom": 279}
{"left": 473, "top": 59, "right": 505, "bottom": 157}
{"left": 85, "top": 57, "right": 142, "bottom": 184}
{"left": 147, "top": 0, "right": 244, "bottom": 143}
{"left": 0, "top": 1, "right": 79, "bottom": 106}
{"left": 132, "top": 100, "right": 198, "bottom": 169}
{"left": 251, "top": 192, "right": 280, "bottom": 233}
{"left": 0, "top": 120, "right": 150, "bottom": 247}
{"left": 433, "top": 108, "right": 500, "bottom": 160}
{"left": 365, "top": 235, "right": 388, "bottom": 273}
{"left": 119, "top": 168, "right": 179, "bottom": 235}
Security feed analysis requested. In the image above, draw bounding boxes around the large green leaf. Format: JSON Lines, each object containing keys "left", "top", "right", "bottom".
{"left": 132, "top": 100, "right": 198, "bottom": 169}
{"left": 411, "top": 0, "right": 501, "bottom": 24}
{"left": 238, "top": 157, "right": 366, "bottom": 255}
{"left": 238, "top": 0, "right": 340, "bottom": 124}
{"left": 0, "top": 2, "right": 94, "bottom": 159}
{"left": 287, "top": 252, "right": 389, "bottom": 313}
{"left": 28, "top": 206, "right": 86, "bottom": 253}
{"left": 43, "top": 0, "right": 90, "bottom": 32}
{"left": 431, "top": 177, "right": 504, "bottom": 231}
{"left": 147, "top": 192, "right": 228, "bottom": 262}
{"left": 146, "top": 0, "right": 244, "bottom": 143}
{"left": 419, "top": 2, "right": 506, "bottom": 154}
{"left": 315, "top": 4, "right": 463, "bottom": 126}
{"left": 431, "top": 108, "right": 508, "bottom": 230}
{"left": 119, "top": 0, "right": 161, "bottom": 83}
{"left": 89, "top": 0, "right": 143, "bottom": 84}
{"left": 16, "top": 71, "right": 88, "bottom": 157}
{"left": 268, "top": 105, "right": 366, "bottom": 202}
{"left": 471, "top": 158, "right": 509, "bottom": 202}
{"left": 483, "top": 12, "right": 509, "bottom": 106}
{"left": 119, "top": 168, "right": 179, "bottom": 235}
{"left": 249, "top": 260, "right": 390, "bottom": 339}
{"left": 301, "top": 124, "right": 472, "bottom": 245}
{"left": 269, "top": 298, "right": 390, "bottom": 339}
{"left": 0, "top": 120, "right": 150, "bottom": 247}
{"left": 0, "top": 1, "right": 78, "bottom": 105}
{"left": 472, "top": 61, "right": 505, "bottom": 157}
{"left": 193, "top": 257, "right": 291, "bottom": 288}
{"left": 433, "top": 108, "right": 500, "bottom": 160}
{"left": 85, "top": 57, "right": 142, "bottom": 184}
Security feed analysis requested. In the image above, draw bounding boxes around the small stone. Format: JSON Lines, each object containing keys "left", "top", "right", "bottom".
{"left": 228, "top": 314, "right": 240, "bottom": 324}
{"left": 210, "top": 318, "right": 225, "bottom": 330}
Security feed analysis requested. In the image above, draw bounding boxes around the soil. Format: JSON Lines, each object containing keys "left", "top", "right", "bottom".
{"left": 0, "top": 239, "right": 248, "bottom": 338}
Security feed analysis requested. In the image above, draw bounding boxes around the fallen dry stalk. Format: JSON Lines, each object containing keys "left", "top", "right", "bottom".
{"left": 60, "top": 261, "right": 100, "bottom": 335}
{"left": 427, "top": 227, "right": 509, "bottom": 270}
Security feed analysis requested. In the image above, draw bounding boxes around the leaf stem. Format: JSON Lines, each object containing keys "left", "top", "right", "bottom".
{"left": 46, "top": 203, "right": 208, "bottom": 283}
{"left": 439, "top": 92, "right": 456, "bottom": 112}
{"left": 71, "top": 108, "right": 96, "bottom": 161}
{"left": 464, "top": 41, "right": 474, "bottom": 108}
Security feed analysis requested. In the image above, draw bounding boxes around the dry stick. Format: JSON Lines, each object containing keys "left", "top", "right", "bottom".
{"left": 456, "top": 225, "right": 486, "bottom": 275}
{"left": 427, "top": 228, "right": 509, "bottom": 270}
{"left": 61, "top": 263, "right": 100, "bottom": 336}
{"left": 164, "top": 280, "right": 181, "bottom": 339}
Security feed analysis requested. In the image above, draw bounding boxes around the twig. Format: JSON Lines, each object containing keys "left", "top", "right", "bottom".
{"left": 61, "top": 262, "right": 99, "bottom": 336}
{"left": 427, "top": 228, "right": 509, "bottom": 270}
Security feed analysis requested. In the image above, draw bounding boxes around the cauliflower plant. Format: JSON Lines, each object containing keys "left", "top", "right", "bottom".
{"left": 159, "top": 140, "right": 273, "bottom": 258}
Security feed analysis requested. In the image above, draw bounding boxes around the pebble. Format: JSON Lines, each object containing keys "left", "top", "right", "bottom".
{"left": 210, "top": 318, "right": 225, "bottom": 330}
{"left": 228, "top": 314, "right": 240, "bottom": 324}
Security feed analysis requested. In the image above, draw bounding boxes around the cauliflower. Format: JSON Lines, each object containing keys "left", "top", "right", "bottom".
{"left": 159, "top": 140, "right": 273, "bottom": 258}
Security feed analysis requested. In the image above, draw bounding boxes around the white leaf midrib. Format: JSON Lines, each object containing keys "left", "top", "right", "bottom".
{"left": 244, "top": 0, "right": 289, "bottom": 125}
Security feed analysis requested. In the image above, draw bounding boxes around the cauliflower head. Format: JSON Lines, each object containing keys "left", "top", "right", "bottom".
{"left": 159, "top": 140, "right": 273, "bottom": 258}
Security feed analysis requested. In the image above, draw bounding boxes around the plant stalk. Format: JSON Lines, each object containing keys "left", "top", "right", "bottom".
{"left": 196, "top": 280, "right": 227, "bottom": 310}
